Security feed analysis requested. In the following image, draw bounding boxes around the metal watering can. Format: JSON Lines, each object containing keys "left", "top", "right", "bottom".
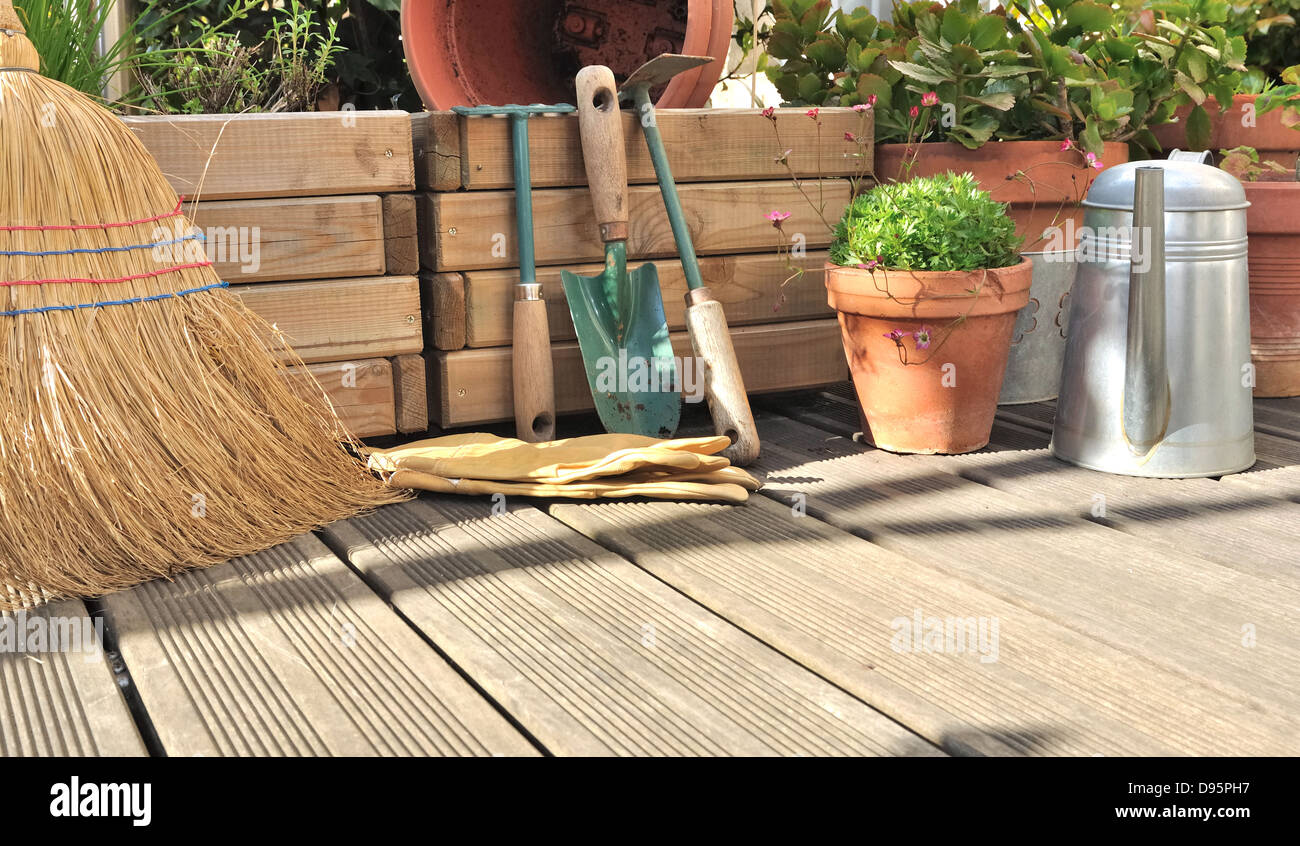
{"left": 1051, "top": 152, "right": 1255, "bottom": 477}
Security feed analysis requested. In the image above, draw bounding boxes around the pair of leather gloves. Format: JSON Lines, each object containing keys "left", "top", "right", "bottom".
{"left": 367, "top": 433, "right": 760, "bottom": 504}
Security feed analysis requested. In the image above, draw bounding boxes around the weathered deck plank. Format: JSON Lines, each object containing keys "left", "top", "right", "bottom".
{"left": 1, "top": 600, "right": 145, "bottom": 756}
{"left": 551, "top": 495, "right": 1300, "bottom": 755}
{"left": 745, "top": 413, "right": 1300, "bottom": 725}
{"left": 324, "top": 498, "right": 938, "bottom": 757}
{"left": 100, "top": 535, "right": 534, "bottom": 757}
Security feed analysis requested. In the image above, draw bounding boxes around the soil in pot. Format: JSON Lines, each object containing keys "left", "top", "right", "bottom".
{"left": 401, "top": 0, "right": 731, "bottom": 109}
{"left": 1243, "top": 177, "right": 1300, "bottom": 397}
{"left": 874, "top": 141, "right": 1128, "bottom": 250}
{"left": 825, "top": 257, "right": 1035, "bottom": 453}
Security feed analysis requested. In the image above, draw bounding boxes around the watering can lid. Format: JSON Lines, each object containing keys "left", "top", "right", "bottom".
{"left": 1083, "top": 159, "right": 1249, "bottom": 212}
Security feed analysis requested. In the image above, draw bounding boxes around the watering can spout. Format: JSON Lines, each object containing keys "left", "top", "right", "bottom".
{"left": 1123, "top": 166, "right": 1170, "bottom": 453}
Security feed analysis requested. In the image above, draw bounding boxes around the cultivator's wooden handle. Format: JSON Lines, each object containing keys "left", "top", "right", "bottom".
{"left": 575, "top": 65, "right": 629, "bottom": 243}
{"left": 686, "top": 290, "right": 761, "bottom": 465}
{"left": 513, "top": 292, "right": 556, "bottom": 442}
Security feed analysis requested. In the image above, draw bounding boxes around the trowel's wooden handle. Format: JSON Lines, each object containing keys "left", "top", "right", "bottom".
{"left": 575, "top": 65, "right": 629, "bottom": 243}
{"left": 513, "top": 294, "right": 556, "bottom": 443}
{"left": 685, "top": 291, "right": 760, "bottom": 466}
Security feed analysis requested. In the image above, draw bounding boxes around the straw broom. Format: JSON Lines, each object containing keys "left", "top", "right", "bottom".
{"left": 0, "top": 2, "right": 404, "bottom": 609}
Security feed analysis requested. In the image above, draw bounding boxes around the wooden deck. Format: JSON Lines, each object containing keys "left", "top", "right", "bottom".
{"left": 4, "top": 388, "right": 1298, "bottom": 757}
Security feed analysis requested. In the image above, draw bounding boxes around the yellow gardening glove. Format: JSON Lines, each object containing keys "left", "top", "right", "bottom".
{"left": 388, "top": 469, "right": 754, "bottom": 504}
{"left": 368, "top": 432, "right": 734, "bottom": 484}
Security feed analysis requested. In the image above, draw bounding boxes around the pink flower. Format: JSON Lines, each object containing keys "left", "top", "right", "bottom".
{"left": 762, "top": 106, "right": 776, "bottom": 120}
{"left": 1093, "top": 160, "right": 1104, "bottom": 170}
{"left": 884, "top": 329, "right": 905, "bottom": 343}
{"left": 1059, "top": 139, "right": 1073, "bottom": 152}
{"left": 867, "top": 94, "right": 878, "bottom": 106}
{"left": 766, "top": 210, "right": 792, "bottom": 228}
{"left": 851, "top": 103, "right": 872, "bottom": 113}
{"left": 921, "top": 91, "right": 940, "bottom": 107}
{"left": 806, "top": 108, "right": 820, "bottom": 119}
{"left": 844, "top": 131, "right": 857, "bottom": 143}
{"left": 909, "top": 105, "right": 920, "bottom": 119}
{"left": 856, "top": 260, "right": 879, "bottom": 271}
{"left": 913, "top": 326, "right": 932, "bottom": 350}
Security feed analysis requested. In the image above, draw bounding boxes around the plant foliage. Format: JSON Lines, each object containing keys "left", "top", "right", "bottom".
{"left": 830, "top": 172, "right": 1023, "bottom": 272}
{"left": 765, "top": 0, "right": 1248, "bottom": 154}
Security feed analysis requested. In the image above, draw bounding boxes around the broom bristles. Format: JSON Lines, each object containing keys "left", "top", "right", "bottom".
{"left": 0, "top": 11, "right": 406, "bottom": 609}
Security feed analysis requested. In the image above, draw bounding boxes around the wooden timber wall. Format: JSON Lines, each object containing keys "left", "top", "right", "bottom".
{"left": 129, "top": 111, "right": 427, "bottom": 437}
{"left": 411, "top": 107, "right": 869, "bottom": 428}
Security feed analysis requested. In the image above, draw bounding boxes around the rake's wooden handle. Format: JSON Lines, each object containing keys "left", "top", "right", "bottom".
{"left": 575, "top": 65, "right": 629, "bottom": 243}
{"left": 686, "top": 292, "right": 760, "bottom": 466}
{"left": 513, "top": 294, "right": 556, "bottom": 442}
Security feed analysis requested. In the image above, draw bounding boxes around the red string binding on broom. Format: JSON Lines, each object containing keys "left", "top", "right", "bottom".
{"left": 0, "top": 199, "right": 186, "bottom": 232}
{"left": 0, "top": 261, "right": 213, "bottom": 288}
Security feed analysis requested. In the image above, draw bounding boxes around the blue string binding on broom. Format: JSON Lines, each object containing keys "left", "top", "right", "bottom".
{"left": 0, "top": 232, "right": 206, "bottom": 257}
{"left": 0, "top": 281, "right": 230, "bottom": 317}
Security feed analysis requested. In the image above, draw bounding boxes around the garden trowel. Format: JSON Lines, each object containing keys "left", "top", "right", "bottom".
{"left": 620, "top": 54, "right": 761, "bottom": 464}
{"left": 562, "top": 65, "right": 681, "bottom": 438}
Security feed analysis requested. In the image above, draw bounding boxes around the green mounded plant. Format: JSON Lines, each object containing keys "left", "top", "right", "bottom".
{"left": 830, "top": 172, "right": 1023, "bottom": 271}
{"left": 765, "top": 0, "right": 1248, "bottom": 155}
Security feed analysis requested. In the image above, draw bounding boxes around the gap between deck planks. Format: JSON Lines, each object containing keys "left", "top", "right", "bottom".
{"left": 323, "top": 499, "right": 937, "bottom": 757}
{"left": 1, "top": 601, "right": 145, "bottom": 757}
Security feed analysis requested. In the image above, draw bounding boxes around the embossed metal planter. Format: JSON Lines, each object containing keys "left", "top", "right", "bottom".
{"left": 998, "top": 249, "right": 1077, "bottom": 405}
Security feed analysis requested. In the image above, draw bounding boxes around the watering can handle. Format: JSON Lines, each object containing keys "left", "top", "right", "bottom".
{"left": 575, "top": 66, "right": 629, "bottom": 244}
{"left": 1167, "top": 149, "right": 1213, "bottom": 164}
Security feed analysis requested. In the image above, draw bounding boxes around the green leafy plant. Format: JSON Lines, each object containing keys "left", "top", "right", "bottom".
{"left": 134, "top": 0, "right": 417, "bottom": 112}
{"left": 765, "top": 0, "right": 1248, "bottom": 154}
{"left": 830, "top": 172, "right": 1023, "bottom": 272}
{"left": 14, "top": 0, "right": 134, "bottom": 97}
{"left": 134, "top": 0, "right": 341, "bottom": 113}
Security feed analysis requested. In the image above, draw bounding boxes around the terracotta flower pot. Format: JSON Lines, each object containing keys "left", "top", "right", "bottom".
{"left": 1152, "top": 94, "right": 1300, "bottom": 171}
{"left": 874, "top": 141, "right": 1128, "bottom": 250}
{"left": 1243, "top": 179, "right": 1300, "bottom": 397}
{"left": 825, "top": 258, "right": 1035, "bottom": 454}
{"left": 400, "top": 0, "right": 732, "bottom": 110}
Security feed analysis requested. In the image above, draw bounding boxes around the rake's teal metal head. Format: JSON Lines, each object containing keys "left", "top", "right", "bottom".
{"left": 561, "top": 242, "right": 681, "bottom": 439}
{"left": 450, "top": 103, "right": 576, "bottom": 117}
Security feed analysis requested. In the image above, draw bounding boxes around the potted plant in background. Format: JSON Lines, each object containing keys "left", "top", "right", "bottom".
{"left": 823, "top": 172, "right": 1031, "bottom": 453}
{"left": 1152, "top": 2, "right": 1300, "bottom": 167}
{"left": 1218, "top": 143, "right": 1300, "bottom": 397}
{"left": 766, "top": 0, "right": 1247, "bottom": 404}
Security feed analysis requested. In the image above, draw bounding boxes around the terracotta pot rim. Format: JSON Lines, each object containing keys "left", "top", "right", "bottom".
{"left": 823, "top": 257, "right": 1034, "bottom": 320}
{"left": 825, "top": 257, "right": 1032, "bottom": 275}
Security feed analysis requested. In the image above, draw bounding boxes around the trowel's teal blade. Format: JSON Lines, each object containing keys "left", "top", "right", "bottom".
{"left": 561, "top": 243, "right": 681, "bottom": 438}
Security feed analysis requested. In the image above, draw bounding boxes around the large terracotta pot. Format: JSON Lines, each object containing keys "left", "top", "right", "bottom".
{"left": 825, "top": 258, "right": 1035, "bottom": 454}
{"left": 1152, "top": 94, "right": 1300, "bottom": 171}
{"left": 874, "top": 141, "right": 1129, "bottom": 250}
{"left": 400, "top": 0, "right": 732, "bottom": 109}
{"left": 1243, "top": 179, "right": 1300, "bottom": 397}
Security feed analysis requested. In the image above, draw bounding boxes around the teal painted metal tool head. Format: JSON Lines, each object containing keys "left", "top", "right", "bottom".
{"left": 451, "top": 103, "right": 576, "bottom": 117}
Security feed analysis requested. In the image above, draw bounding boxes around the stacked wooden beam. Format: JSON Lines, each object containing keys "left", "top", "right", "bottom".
{"left": 127, "top": 111, "right": 426, "bottom": 437}
{"left": 412, "top": 107, "right": 870, "bottom": 429}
